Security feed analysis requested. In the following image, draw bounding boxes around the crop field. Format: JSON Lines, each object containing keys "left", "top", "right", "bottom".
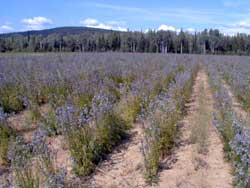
{"left": 0, "top": 53, "right": 250, "bottom": 188}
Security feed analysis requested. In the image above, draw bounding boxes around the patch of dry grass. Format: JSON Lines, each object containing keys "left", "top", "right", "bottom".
{"left": 190, "top": 82, "right": 210, "bottom": 155}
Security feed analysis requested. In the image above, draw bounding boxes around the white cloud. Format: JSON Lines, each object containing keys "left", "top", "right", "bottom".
{"left": 1, "top": 25, "right": 13, "bottom": 30}
{"left": 22, "top": 16, "right": 52, "bottom": 30}
{"left": 80, "top": 18, "right": 127, "bottom": 31}
{"left": 81, "top": 18, "right": 99, "bottom": 26}
{"left": 186, "top": 28, "right": 196, "bottom": 33}
{"left": 158, "top": 24, "right": 176, "bottom": 32}
{"left": 92, "top": 3, "right": 145, "bottom": 13}
{"left": 221, "top": 27, "right": 249, "bottom": 36}
{"left": 0, "top": 25, "right": 14, "bottom": 33}
{"left": 237, "top": 19, "right": 250, "bottom": 28}
{"left": 221, "top": 19, "right": 250, "bottom": 35}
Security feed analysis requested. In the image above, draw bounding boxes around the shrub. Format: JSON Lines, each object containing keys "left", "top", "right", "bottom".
{"left": 68, "top": 126, "right": 95, "bottom": 176}
{"left": 115, "top": 94, "right": 141, "bottom": 126}
{"left": 0, "top": 125, "right": 15, "bottom": 166}
{"left": 141, "top": 134, "right": 159, "bottom": 183}
{"left": 158, "top": 112, "right": 179, "bottom": 158}
{"left": 40, "top": 110, "right": 59, "bottom": 136}
{"left": 10, "top": 137, "right": 40, "bottom": 188}
{"left": 74, "top": 93, "right": 93, "bottom": 109}
{"left": 10, "top": 130, "right": 66, "bottom": 188}
{"left": 30, "top": 104, "right": 42, "bottom": 122}
{"left": 0, "top": 85, "right": 24, "bottom": 113}
{"left": 0, "top": 109, "right": 15, "bottom": 166}
{"left": 67, "top": 111, "right": 128, "bottom": 176}
{"left": 141, "top": 67, "right": 196, "bottom": 184}
{"left": 96, "top": 112, "right": 128, "bottom": 154}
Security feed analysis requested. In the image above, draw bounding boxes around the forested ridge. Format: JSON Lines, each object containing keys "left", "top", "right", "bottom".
{"left": 1, "top": 26, "right": 250, "bottom": 55}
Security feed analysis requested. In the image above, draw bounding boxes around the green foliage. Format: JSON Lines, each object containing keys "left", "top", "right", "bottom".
{"left": 98, "top": 112, "right": 128, "bottom": 148}
{"left": 237, "top": 94, "right": 250, "bottom": 112}
{"left": 143, "top": 109, "right": 181, "bottom": 183}
{"left": 68, "top": 127, "right": 95, "bottom": 176}
{"left": 0, "top": 122, "right": 15, "bottom": 166}
{"left": 143, "top": 68, "right": 197, "bottom": 184}
{"left": 35, "top": 85, "right": 50, "bottom": 105}
{"left": 40, "top": 110, "right": 58, "bottom": 136}
{"left": 176, "top": 70, "right": 197, "bottom": 115}
{"left": 222, "top": 73, "right": 231, "bottom": 84}
{"left": 143, "top": 141, "right": 159, "bottom": 183}
{"left": 15, "top": 167, "right": 40, "bottom": 188}
{"left": 11, "top": 136, "right": 59, "bottom": 188}
{"left": 0, "top": 85, "right": 24, "bottom": 113}
{"left": 68, "top": 112, "right": 128, "bottom": 176}
{"left": 158, "top": 114, "right": 179, "bottom": 157}
{"left": 163, "top": 72, "right": 175, "bottom": 87}
{"left": 106, "top": 86, "right": 121, "bottom": 101}
{"left": 151, "top": 72, "right": 177, "bottom": 99}
{"left": 176, "top": 65, "right": 185, "bottom": 73}
{"left": 30, "top": 104, "right": 42, "bottom": 122}
{"left": 217, "top": 111, "right": 234, "bottom": 160}
{"left": 116, "top": 94, "right": 141, "bottom": 126}
{"left": 11, "top": 137, "right": 40, "bottom": 188}
{"left": 151, "top": 81, "right": 163, "bottom": 98}
{"left": 49, "top": 83, "right": 72, "bottom": 108}
{"left": 111, "top": 75, "right": 124, "bottom": 86}
{"left": 190, "top": 84, "right": 209, "bottom": 154}
{"left": 1, "top": 27, "right": 248, "bottom": 55}
{"left": 74, "top": 93, "right": 93, "bottom": 109}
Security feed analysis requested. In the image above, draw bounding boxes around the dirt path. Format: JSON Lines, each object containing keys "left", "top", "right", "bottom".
{"left": 90, "top": 125, "right": 147, "bottom": 188}
{"left": 222, "top": 82, "right": 250, "bottom": 123}
{"left": 158, "top": 70, "right": 233, "bottom": 188}
{"left": 7, "top": 105, "right": 50, "bottom": 142}
{"left": 47, "top": 135, "right": 73, "bottom": 178}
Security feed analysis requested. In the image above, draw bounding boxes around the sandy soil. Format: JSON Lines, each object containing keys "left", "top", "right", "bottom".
{"left": 47, "top": 135, "right": 73, "bottom": 178}
{"left": 89, "top": 125, "right": 147, "bottom": 188}
{"left": 157, "top": 70, "right": 233, "bottom": 188}
{"left": 7, "top": 105, "right": 50, "bottom": 142}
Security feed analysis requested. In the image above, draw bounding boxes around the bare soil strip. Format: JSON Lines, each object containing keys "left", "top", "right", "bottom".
{"left": 89, "top": 125, "right": 147, "bottom": 188}
{"left": 47, "top": 135, "right": 73, "bottom": 178}
{"left": 158, "top": 70, "right": 233, "bottom": 188}
{"left": 7, "top": 105, "right": 50, "bottom": 142}
{"left": 222, "top": 82, "right": 250, "bottom": 123}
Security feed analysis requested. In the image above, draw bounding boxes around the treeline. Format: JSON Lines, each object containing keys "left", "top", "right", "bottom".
{"left": 1, "top": 27, "right": 250, "bottom": 55}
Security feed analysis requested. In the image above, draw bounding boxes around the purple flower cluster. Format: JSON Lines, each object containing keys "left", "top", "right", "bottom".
{"left": 205, "top": 58, "right": 250, "bottom": 188}
{"left": 0, "top": 107, "right": 6, "bottom": 122}
{"left": 230, "top": 118, "right": 250, "bottom": 188}
{"left": 140, "top": 62, "right": 198, "bottom": 182}
{"left": 8, "top": 130, "right": 66, "bottom": 188}
{"left": 204, "top": 55, "right": 250, "bottom": 111}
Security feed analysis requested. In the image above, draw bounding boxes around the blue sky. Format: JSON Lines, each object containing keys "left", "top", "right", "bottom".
{"left": 1, "top": 0, "right": 250, "bottom": 35}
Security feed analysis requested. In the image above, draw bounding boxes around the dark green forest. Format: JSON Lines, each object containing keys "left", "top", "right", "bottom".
{"left": 1, "top": 26, "right": 250, "bottom": 55}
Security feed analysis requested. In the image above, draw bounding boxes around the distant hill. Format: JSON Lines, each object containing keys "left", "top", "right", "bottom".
{"left": 0, "top": 26, "right": 119, "bottom": 38}
{"left": 1, "top": 26, "right": 249, "bottom": 55}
